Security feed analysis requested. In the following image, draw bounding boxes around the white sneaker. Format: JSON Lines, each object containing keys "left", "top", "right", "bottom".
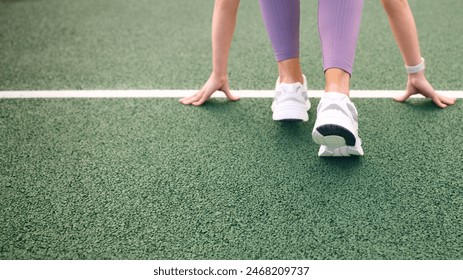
{"left": 312, "top": 92, "right": 363, "bottom": 155}
{"left": 271, "top": 75, "right": 311, "bottom": 122}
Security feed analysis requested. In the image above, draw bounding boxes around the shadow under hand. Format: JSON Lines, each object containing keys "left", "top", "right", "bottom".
{"left": 401, "top": 98, "right": 443, "bottom": 112}
{"left": 200, "top": 99, "right": 240, "bottom": 113}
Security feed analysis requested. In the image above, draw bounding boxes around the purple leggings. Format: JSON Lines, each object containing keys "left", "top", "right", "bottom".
{"left": 258, "top": 0, "right": 364, "bottom": 75}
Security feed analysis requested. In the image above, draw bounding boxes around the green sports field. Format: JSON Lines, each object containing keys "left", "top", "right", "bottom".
{"left": 1, "top": 0, "right": 463, "bottom": 260}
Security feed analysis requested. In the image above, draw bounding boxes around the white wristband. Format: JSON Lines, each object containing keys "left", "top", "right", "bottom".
{"left": 405, "top": 57, "right": 425, "bottom": 74}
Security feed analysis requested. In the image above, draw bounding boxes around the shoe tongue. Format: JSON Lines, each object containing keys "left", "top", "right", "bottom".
{"left": 279, "top": 82, "right": 303, "bottom": 93}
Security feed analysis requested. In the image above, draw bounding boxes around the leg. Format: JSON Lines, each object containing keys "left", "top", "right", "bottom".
{"left": 259, "top": 0, "right": 310, "bottom": 121}
{"left": 259, "top": 0, "right": 303, "bottom": 84}
{"left": 319, "top": 0, "right": 364, "bottom": 95}
{"left": 313, "top": 0, "right": 364, "bottom": 156}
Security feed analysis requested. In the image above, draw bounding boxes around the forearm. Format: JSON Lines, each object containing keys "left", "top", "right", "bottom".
{"left": 211, "top": 0, "right": 240, "bottom": 78}
{"left": 381, "top": 0, "right": 422, "bottom": 66}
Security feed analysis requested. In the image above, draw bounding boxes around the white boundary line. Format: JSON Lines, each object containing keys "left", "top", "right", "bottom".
{"left": 1, "top": 90, "right": 463, "bottom": 98}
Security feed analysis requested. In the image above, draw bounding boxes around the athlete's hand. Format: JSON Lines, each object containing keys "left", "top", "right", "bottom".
{"left": 179, "top": 74, "right": 240, "bottom": 106}
{"left": 394, "top": 72, "right": 456, "bottom": 108}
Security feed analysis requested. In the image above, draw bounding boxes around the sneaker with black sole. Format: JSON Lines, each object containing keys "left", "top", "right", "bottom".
{"left": 312, "top": 92, "right": 363, "bottom": 156}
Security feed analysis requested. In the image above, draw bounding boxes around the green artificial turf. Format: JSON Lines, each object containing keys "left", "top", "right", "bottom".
{"left": 1, "top": 98, "right": 462, "bottom": 259}
{"left": 0, "top": 0, "right": 462, "bottom": 90}
{"left": 1, "top": 0, "right": 462, "bottom": 260}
